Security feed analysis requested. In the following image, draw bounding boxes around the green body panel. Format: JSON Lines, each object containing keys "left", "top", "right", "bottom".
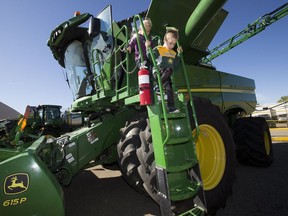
{"left": 56, "top": 108, "right": 136, "bottom": 180}
{"left": 174, "top": 65, "right": 256, "bottom": 114}
{"left": 220, "top": 72, "right": 256, "bottom": 114}
{"left": 0, "top": 137, "right": 64, "bottom": 216}
{"left": 0, "top": 148, "right": 22, "bottom": 162}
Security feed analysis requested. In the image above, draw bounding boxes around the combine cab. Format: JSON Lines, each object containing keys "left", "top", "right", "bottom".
{"left": 0, "top": 1, "right": 276, "bottom": 215}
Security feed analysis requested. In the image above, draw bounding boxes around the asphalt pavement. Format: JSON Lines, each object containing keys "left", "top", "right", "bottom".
{"left": 216, "top": 142, "right": 288, "bottom": 216}
{"left": 64, "top": 131, "right": 288, "bottom": 216}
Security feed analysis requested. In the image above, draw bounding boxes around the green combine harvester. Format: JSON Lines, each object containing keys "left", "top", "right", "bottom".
{"left": 1, "top": 0, "right": 285, "bottom": 215}
{"left": 0, "top": 104, "right": 82, "bottom": 147}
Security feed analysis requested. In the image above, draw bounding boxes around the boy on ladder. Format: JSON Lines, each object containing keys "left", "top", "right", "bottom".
{"left": 148, "top": 27, "right": 183, "bottom": 113}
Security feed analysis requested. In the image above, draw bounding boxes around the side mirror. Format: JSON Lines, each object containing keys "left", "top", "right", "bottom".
{"left": 88, "top": 17, "right": 101, "bottom": 38}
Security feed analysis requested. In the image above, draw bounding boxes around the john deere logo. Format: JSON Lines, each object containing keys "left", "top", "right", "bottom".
{"left": 4, "top": 173, "right": 29, "bottom": 195}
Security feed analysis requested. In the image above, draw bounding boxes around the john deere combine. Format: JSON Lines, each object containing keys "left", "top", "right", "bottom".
{"left": 0, "top": 0, "right": 278, "bottom": 215}
{"left": 0, "top": 104, "right": 82, "bottom": 147}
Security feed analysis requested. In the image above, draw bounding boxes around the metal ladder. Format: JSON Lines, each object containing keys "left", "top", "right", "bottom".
{"left": 133, "top": 15, "right": 207, "bottom": 216}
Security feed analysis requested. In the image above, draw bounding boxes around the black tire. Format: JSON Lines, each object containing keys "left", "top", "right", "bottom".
{"left": 136, "top": 118, "right": 158, "bottom": 202}
{"left": 233, "top": 117, "right": 273, "bottom": 167}
{"left": 187, "top": 97, "right": 236, "bottom": 215}
{"left": 116, "top": 113, "right": 147, "bottom": 193}
{"left": 135, "top": 97, "right": 236, "bottom": 215}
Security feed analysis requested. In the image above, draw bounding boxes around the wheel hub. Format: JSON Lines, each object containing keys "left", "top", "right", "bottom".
{"left": 193, "top": 124, "right": 226, "bottom": 190}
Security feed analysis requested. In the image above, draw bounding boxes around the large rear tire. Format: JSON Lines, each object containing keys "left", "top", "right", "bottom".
{"left": 188, "top": 97, "right": 236, "bottom": 214}
{"left": 233, "top": 117, "right": 273, "bottom": 167}
{"left": 117, "top": 98, "right": 236, "bottom": 215}
{"left": 116, "top": 113, "right": 147, "bottom": 193}
{"left": 116, "top": 112, "right": 158, "bottom": 202}
{"left": 136, "top": 98, "right": 236, "bottom": 215}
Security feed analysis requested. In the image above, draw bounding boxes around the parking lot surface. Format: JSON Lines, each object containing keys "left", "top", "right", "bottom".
{"left": 64, "top": 141, "right": 288, "bottom": 216}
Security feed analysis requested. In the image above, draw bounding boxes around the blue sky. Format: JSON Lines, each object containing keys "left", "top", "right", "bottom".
{"left": 0, "top": 0, "right": 287, "bottom": 113}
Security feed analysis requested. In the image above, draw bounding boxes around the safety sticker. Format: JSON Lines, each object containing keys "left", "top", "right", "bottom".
{"left": 68, "top": 142, "right": 76, "bottom": 148}
{"left": 86, "top": 131, "right": 99, "bottom": 144}
{"left": 66, "top": 153, "right": 75, "bottom": 163}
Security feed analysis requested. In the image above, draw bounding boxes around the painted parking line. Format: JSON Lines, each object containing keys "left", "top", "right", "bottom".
{"left": 270, "top": 127, "right": 288, "bottom": 141}
{"left": 272, "top": 137, "right": 288, "bottom": 141}
{"left": 270, "top": 128, "right": 288, "bottom": 131}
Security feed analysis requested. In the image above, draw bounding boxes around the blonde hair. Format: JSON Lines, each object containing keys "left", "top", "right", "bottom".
{"left": 137, "top": 18, "right": 152, "bottom": 36}
{"left": 143, "top": 18, "right": 152, "bottom": 27}
{"left": 164, "top": 27, "right": 179, "bottom": 41}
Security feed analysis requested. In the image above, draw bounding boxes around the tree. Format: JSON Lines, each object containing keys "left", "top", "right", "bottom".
{"left": 277, "top": 96, "right": 288, "bottom": 103}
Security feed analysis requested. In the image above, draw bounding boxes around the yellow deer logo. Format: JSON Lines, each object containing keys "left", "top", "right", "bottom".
{"left": 4, "top": 173, "right": 29, "bottom": 195}
{"left": 8, "top": 176, "right": 27, "bottom": 190}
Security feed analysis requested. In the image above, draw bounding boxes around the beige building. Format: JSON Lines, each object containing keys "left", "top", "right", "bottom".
{"left": 0, "top": 102, "right": 20, "bottom": 120}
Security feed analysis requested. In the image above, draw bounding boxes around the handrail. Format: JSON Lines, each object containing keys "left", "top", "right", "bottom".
{"left": 133, "top": 15, "right": 200, "bottom": 144}
{"left": 113, "top": 25, "right": 131, "bottom": 97}
{"left": 177, "top": 42, "right": 200, "bottom": 141}
{"left": 132, "top": 15, "right": 171, "bottom": 145}
{"left": 91, "top": 49, "right": 105, "bottom": 94}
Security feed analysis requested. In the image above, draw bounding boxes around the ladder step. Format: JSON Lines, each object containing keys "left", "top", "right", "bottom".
{"left": 170, "top": 181, "right": 201, "bottom": 201}
{"left": 161, "top": 112, "right": 186, "bottom": 119}
{"left": 167, "top": 136, "right": 190, "bottom": 145}
{"left": 165, "top": 140, "right": 198, "bottom": 172}
{"left": 178, "top": 206, "right": 205, "bottom": 216}
{"left": 166, "top": 161, "right": 196, "bottom": 172}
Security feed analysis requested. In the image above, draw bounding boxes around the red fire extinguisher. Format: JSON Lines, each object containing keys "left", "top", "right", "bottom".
{"left": 138, "top": 67, "right": 152, "bottom": 106}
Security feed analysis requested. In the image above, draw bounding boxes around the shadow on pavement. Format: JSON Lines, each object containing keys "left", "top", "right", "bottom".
{"left": 65, "top": 143, "right": 288, "bottom": 216}
{"left": 216, "top": 142, "right": 288, "bottom": 216}
{"left": 64, "top": 166, "right": 159, "bottom": 216}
